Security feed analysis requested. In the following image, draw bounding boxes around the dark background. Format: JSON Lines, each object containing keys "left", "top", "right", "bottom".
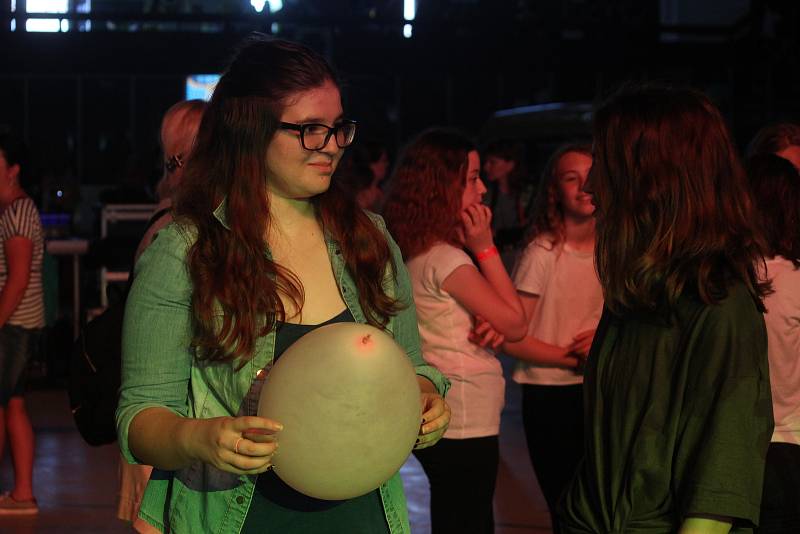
{"left": 2, "top": 0, "right": 799, "bottom": 379}
{"left": 1, "top": 0, "right": 799, "bottom": 207}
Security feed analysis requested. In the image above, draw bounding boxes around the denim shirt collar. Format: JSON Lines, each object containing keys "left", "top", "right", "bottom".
{"left": 212, "top": 198, "right": 231, "bottom": 230}
{"left": 211, "top": 197, "right": 341, "bottom": 257}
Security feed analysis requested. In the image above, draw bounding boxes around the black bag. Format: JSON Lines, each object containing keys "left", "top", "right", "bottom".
{"left": 68, "top": 304, "right": 125, "bottom": 446}
{"left": 68, "top": 208, "right": 170, "bottom": 446}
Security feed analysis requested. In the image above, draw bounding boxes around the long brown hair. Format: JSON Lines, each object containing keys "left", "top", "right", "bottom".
{"left": 526, "top": 142, "right": 592, "bottom": 247}
{"left": 591, "top": 84, "right": 770, "bottom": 313}
{"left": 175, "top": 35, "right": 400, "bottom": 365}
{"left": 383, "top": 128, "right": 475, "bottom": 260}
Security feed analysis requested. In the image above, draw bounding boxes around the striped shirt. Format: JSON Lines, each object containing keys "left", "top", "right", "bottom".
{"left": 0, "top": 197, "right": 44, "bottom": 329}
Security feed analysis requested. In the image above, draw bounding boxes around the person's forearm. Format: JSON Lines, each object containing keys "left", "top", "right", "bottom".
{"left": 678, "top": 517, "right": 732, "bottom": 534}
{"left": 128, "top": 407, "right": 204, "bottom": 470}
{"left": 503, "top": 335, "right": 577, "bottom": 368}
{"left": 476, "top": 253, "right": 523, "bottom": 314}
{"left": 0, "top": 276, "right": 28, "bottom": 327}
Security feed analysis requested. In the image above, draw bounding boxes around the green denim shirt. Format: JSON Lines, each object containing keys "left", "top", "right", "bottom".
{"left": 116, "top": 205, "right": 449, "bottom": 534}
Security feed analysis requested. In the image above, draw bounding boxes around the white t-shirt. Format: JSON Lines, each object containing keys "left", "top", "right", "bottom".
{"left": 406, "top": 242, "right": 505, "bottom": 439}
{"left": 762, "top": 256, "right": 800, "bottom": 445}
{"left": 512, "top": 235, "right": 603, "bottom": 386}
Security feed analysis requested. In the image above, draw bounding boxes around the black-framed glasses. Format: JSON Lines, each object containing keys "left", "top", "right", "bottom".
{"left": 279, "top": 120, "right": 357, "bottom": 151}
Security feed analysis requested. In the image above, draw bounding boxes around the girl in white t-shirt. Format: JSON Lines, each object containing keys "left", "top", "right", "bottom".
{"left": 384, "top": 128, "right": 527, "bottom": 534}
{"left": 502, "top": 143, "right": 602, "bottom": 532}
{"left": 747, "top": 153, "right": 800, "bottom": 532}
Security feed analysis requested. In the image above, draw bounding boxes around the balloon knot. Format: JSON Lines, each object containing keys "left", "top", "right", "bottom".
{"left": 361, "top": 334, "right": 372, "bottom": 345}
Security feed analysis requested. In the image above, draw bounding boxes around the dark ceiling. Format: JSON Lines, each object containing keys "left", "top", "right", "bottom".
{"left": 0, "top": 0, "right": 798, "bottom": 187}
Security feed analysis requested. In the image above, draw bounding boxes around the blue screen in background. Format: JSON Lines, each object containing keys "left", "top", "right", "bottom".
{"left": 185, "top": 74, "right": 220, "bottom": 101}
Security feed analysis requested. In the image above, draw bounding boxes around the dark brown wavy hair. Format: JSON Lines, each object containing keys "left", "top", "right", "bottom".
{"left": 747, "top": 153, "right": 800, "bottom": 267}
{"left": 526, "top": 142, "right": 592, "bottom": 246}
{"left": 175, "top": 35, "right": 400, "bottom": 365}
{"left": 591, "top": 84, "right": 770, "bottom": 314}
{"left": 747, "top": 122, "right": 800, "bottom": 158}
{"left": 383, "top": 128, "right": 475, "bottom": 260}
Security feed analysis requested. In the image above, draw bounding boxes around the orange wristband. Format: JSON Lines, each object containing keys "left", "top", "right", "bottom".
{"left": 475, "top": 246, "right": 499, "bottom": 261}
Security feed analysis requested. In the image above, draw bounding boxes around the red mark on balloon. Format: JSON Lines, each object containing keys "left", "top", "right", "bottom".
{"left": 356, "top": 334, "right": 375, "bottom": 355}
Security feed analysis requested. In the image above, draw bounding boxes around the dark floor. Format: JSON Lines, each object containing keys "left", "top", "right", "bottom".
{"left": 0, "top": 355, "right": 553, "bottom": 533}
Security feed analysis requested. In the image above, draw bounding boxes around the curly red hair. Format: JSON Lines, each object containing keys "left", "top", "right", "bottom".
{"left": 383, "top": 129, "right": 475, "bottom": 260}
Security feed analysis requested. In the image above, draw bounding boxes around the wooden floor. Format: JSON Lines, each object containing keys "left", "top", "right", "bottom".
{"left": 0, "top": 355, "right": 553, "bottom": 533}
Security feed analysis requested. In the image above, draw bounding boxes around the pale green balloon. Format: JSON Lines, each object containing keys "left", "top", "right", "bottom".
{"left": 258, "top": 322, "right": 422, "bottom": 500}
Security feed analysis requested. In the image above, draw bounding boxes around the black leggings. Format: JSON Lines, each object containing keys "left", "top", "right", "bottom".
{"left": 412, "top": 436, "right": 499, "bottom": 534}
{"left": 521, "top": 384, "right": 584, "bottom": 533}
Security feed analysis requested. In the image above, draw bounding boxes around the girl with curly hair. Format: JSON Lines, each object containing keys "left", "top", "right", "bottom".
{"left": 384, "top": 128, "right": 527, "bottom": 534}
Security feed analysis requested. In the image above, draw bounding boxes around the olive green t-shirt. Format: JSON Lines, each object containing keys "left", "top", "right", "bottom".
{"left": 559, "top": 283, "right": 774, "bottom": 533}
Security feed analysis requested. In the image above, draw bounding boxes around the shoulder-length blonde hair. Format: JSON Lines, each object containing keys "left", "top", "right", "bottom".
{"left": 591, "top": 84, "right": 770, "bottom": 313}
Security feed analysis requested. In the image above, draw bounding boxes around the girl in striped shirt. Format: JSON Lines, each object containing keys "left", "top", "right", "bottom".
{"left": 0, "top": 132, "right": 44, "bottom": 515}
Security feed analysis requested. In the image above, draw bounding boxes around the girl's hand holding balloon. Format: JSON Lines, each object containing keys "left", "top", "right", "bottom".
{"left": 187, "top": 415, "right": 282, "bottom": 475}
{"left": 414, "top": 392, "right": 451, "bottom": 450}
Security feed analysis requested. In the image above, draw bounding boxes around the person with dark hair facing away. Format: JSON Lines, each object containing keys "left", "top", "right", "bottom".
{"left": 384, "top": 128, "right": 527, "bottom": 534}
{"left": 482, "top": 139, "right": 527, "bottom": 256}
{"left": 501, "top": 142, "right": 601, "bottom": 533}
{"left": 336, "top": 139, "right": 390, "bottom": 211}
{"left": 115, "top": 36, "right": 451, "bottom": 534}
{"left": 559, "top": 85, "right": 774, "bottom": 533}
{"left": 747, "top": 122, "right": 800, "bottom": 171}
{"left": 746, "top": 154, "right": 800, "bottom": 533}
{"left": 0, "top": 132, "right": 44, "bottom": 515}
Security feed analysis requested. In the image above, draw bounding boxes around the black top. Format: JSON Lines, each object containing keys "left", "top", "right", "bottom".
{"left": 241, "top": 308, "right": 390, "bottom": 534}
{"left": 559, "top": 283, "right": 774, "bottom": 533}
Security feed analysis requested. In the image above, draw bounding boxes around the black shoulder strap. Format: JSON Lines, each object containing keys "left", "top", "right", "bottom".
{"left": 144, "top": 207, "right": 172, "bottom": 235}
{"left": 122, "top": 207, "right": 172, "bottom": 296}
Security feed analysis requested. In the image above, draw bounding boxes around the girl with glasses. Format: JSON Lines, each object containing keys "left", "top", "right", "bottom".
{"left": 116, "top": 35, "right": 451, "bottom": 534}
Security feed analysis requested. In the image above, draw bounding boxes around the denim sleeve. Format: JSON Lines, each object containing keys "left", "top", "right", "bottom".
{"left": 369, "top": 212, "right": 451, "bottom": 398}
{"left": 116, "top": 224, "right": 195, "bottom": 464}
